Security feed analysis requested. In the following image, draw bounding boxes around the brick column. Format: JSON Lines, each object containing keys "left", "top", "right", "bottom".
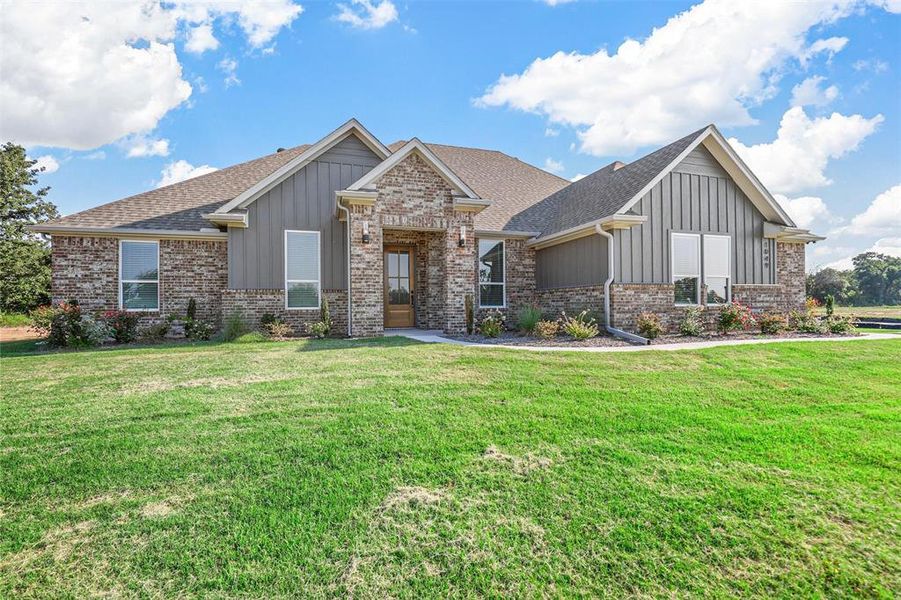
{"left": 349, "top": 205, "right": 384, "bottom": 337}
{"left": 442, "top": 215, "right": 476, "bottom": 334}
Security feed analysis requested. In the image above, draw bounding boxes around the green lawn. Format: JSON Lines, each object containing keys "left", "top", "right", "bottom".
{"left": 0, "top": 312, "right": 30, "bottom": 328}
{"left": 1, "top": 338, "right": 899, "bottom": 597}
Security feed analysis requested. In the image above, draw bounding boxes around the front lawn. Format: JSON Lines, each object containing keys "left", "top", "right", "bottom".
{"left": 1, "top": 337, "right": 899, "bottom": 597}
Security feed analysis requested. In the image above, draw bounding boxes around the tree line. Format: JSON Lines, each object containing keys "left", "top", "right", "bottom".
{"left": 807, "top": 253, "right": 901, "bottom": 307}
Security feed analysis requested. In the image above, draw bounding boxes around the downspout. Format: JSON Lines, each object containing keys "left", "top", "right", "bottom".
{"left": 594, "top": 223, "right": 649, "bottom": 345}
{"left": 337, "top": 201, "right": 353, "bottom": 337}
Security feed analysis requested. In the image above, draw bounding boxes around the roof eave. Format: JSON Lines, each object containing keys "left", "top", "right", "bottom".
{"left": 28, "top": 224, "right": 228, "bottom": 240}
{"left": 527, "top": 215, "right": 647, "bottom": 249}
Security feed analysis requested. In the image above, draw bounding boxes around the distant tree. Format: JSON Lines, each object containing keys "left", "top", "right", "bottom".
{"left": 806, "top": 268, "right": 853, "bottom": 304}
{"left": 0, "top": 142, "right": 59, "bottom": 313}
{"left": 851, "top": 252, "right": 901, "bottom": 306}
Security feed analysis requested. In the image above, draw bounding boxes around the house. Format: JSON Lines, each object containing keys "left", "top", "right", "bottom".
{"left": 32, "top": 119, "right": 824, "bottom": 337}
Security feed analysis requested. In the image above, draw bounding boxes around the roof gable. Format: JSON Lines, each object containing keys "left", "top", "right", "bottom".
{"left": 347, "top": 138, "right": 481, "bottom": 199}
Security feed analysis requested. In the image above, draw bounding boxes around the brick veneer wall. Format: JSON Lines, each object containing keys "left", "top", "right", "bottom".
{"left": 220, "top": 289, "right": 347, "bottom": 335}
{"left": 474, "top": 238, "right": 536, "bottom": 324}
{"left": 349, "top": 152, "right": 476, "bottom": 336}
{"left": 536, "top": 285, "right": 606, "bottom": 320}
{"left": 51, "top": 236, "right": 227, "bottom": 324}
{"left": 609, "top": 241, "right": 808, "bottom": 333}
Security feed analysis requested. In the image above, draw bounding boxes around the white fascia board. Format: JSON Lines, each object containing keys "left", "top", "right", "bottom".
{"left": 453, "top": 198, "right": 492, "bottom": 213}
{"left": 202, "top": 212, "right": 248, "bottom": 228}
{"left": 346, "top": 138, "right": 481, "bottom": 199}
{"left": 764, "top": 222, "right": 826, "bottom": 243}
{"left": 614, "top": 125, "right": 795, "bottom": 228}
{"left": 526, "top": 215, "right": 647, "bottom": 249}
{"left": 214, "top": 119, "right": 390, "bottom": 215}
{"left": 474, "top": 229, "right": 540, "bottom": 240}
{"left": 28, "top": 224, "right": 228, "bottom": 240}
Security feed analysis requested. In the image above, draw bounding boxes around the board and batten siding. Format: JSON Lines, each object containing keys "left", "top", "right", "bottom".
{"left": 536, "top": 234, "right": 608, "bottom": 289}
{"left": 613, "top": 145, "right": 777, "bottom": 285}
{"left": 228, "top": 135, "right": 382, "bottom": 289}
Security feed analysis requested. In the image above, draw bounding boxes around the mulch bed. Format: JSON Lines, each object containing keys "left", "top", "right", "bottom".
{"left": 649, "top": 331, "right": 858, "bottom": 345}
{"left": 449, "top": 330, "right": 859, "bottom": 347}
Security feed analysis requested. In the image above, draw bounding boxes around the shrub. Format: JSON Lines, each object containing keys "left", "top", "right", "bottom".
{"left": 516, "top": 304, "right": 542, "bottom": 334}
{"left": 102, "top": 310, "right": 140, "bottom": 343}
{"left": 464, "top": 294, "right": 474, "bottom": 335}
{"left": 561, "top": 310, "right": 599, "bottom": 340}
{"left": 233, "top": 331, "right": 267, "bottom": 344}
{"left": 260, "top": 313, "right": 278, "bottom": 329}
{"left": 265, "top": 320, "right": 294, "bottom": 338}
{"left": 636, "top": 312, "right": 663, "bottom": 339}
{"left": 533, "top": 319, "right": 559, "bottom": 339}
{"left": 221, "top": 312, "right": 250, "bottom": 342}
{"left": 320, "top": 297, "right": 332, "bottom": 336}
{"left": 186, "top": 320, "right": 214, "bottom": 341}
{"left": 805, "top": 297, "right": 821, "bottom": 313}
{"left": 29, "top": 304, "right": 56, "bottom": 336}
{"left": 139, "top": 321, "right": 170, "bottom": 342}
{"left": 826, "top": 314, "right": 856, "bottom": 335}
{"left": 717, "top": 301, "right": 755, "bottom": 334}
{"left": 186, "top": 297, "right": 197, "bottom": 321}
{"left": 47, "top": 301, "right": 83, "bottom": 348}
{"left": 789, "top": 310, "right": 826, "bottom": 334}
{"left": 824, "top": 294, "right": 835, "bottom": 317}
{"left": 758, "top": 312, "right": 788, "bottom": 335}
{"left": 678, "top": 306, "right": 704, "bottom": 337}
{"left": 479, "top": 311, "right": 505, "bottom": 338}
{"left": 308, "top": 321, "right": 330, "bottom": 339}
{"left": 77, "top": 315, "right": 112, "bottom": 347}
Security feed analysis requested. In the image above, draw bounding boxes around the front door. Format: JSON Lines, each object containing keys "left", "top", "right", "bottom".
{"left": 384, "top": 247, "right": 414, "bottom": 328}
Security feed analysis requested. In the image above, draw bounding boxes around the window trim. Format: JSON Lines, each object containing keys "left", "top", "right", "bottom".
{"left": 671, "top": 232, "right": 701, "bottom": 306}
{"left": 118, "top": 239, "right": 160, "bottom": 312}
{"left": 284, "top": 229, "right": 321, "bottom": 311}
{"left": 478, "top": 238, "right": 506, "bottom": 309}
{"left": 703, "top": 234, "right": 732, "bottom": 304}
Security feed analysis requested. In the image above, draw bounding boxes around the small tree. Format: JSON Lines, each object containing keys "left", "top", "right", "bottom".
{"left": 0, "top": 142, "right": 59, "bottom": 313}
{"left": 320, "top": 296, "right": 331, "bottom": 336}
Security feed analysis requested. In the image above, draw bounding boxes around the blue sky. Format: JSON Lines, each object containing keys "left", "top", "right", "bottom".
{"left": 3, "top": 0, "right": 899, "bottom": 270}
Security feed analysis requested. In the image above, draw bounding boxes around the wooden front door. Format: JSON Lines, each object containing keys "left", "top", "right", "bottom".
{"left": 384, "top": 247, "right": 415, "bottom": 328}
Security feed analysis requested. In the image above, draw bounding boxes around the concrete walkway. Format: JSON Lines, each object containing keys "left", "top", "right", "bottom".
{"left": 385, "top": 329, "right": 898, "bottom": 353}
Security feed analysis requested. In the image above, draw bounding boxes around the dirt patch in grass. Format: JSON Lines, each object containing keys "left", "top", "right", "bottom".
{"left": 0, "top": 326, "right": 40, "bottom": 342}
{"left": 482, "top": 445, "right": 556, "bottom": 475}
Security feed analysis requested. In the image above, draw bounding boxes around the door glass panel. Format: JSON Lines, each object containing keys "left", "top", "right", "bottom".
{"left": 399, "top": 252, "right": 409, "bottom": 277}
{"left": 388, "top": 252, "right": 398, "bottom": 277}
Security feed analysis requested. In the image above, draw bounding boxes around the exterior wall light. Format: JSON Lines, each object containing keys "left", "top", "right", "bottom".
{"left": 362, "top": 221, "right": 370, "bottom": 244}
{"left": 458, "top": 225, "right": 466, "bottom": 247}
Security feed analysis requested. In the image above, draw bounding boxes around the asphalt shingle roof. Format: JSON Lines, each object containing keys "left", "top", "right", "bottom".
{"left": 509, "top": 126, "right": 709, "bottom": 237}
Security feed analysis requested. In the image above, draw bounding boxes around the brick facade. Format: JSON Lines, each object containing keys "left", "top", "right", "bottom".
{"left": 51, "top": 236, "right": 227, "bottom": 324}
{"left": 348, "top": 152, "right": 476, "bottom": 336}
{"left": 221, "top": 289, "right": 347, "bottom": 335}
{"left": 535, "top": 285, "right": 606, "bottom": 320}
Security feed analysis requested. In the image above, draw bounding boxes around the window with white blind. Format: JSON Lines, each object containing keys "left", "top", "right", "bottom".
{"left": 478, "top": 239, "right": 505, "bottom": 307}
{"left": 704, "top": 235, "right": 731, "bottom": 304}
{"left": 285, "top": 230, "right": 320, "bottom": 309}
{"left": 671, "top": 233, "right": 700, "bottom": 305}
{"left": 119, "top": 240, "right": 159, "bottom": 311}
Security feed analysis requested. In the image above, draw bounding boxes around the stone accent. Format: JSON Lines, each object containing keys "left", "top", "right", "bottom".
{"left": 51, "top": 236, "right": 227, "bottom": 324}
{"left": 536, "top": 285, "right": 606, "bottom": 320}
{"left": 221, "top": 289, "right": 347, "bottom": 336}
{"left": 348, "top": 152, "right": 476, "bottom": 336}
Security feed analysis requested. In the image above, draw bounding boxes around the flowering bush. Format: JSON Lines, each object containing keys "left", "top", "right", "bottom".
{"left": 29, "top": 305, "right": 56, "bottom": 336}
{"left": 789, "top": 310, "right": 826, "bottom": 334}
{"left": 479, "top": 311, "right": 505, "bottom": 338}
{"left": 636, "top": 312, "right": 663, "bottom": 339}
{"left": 826, "top": 314, "right": 856, "bottom": 335}
{"left": 678, "top": 306, "right": 704, "bottom": 336}
{"left": 561, "top": 310, "right": 599, "bottom": 340}
{"left": 102, "top": 310, "right": 140, "bottom": 343}
{"left": 265, "top": 320, "right": 294, "bottom": 338}
{"left": 717, "top": 302, "right": 755, "bottom": 334}
{"left": 533, "top": 319, "right": 559, "bottom": 339}
{"left": 308, "top": 321, "right": 330, "bottom": 339}
{"left": 758, "top": 312, "right": 788, "bottom": 335}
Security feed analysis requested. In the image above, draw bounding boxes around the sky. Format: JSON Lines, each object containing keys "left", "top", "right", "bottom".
{"left": 1, "top": 0, "right": 899, "bottom": 272}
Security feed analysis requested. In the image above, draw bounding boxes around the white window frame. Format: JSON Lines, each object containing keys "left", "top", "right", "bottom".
{"left": 478, "top": 238, "right": 506, "bottom": 308}
{"left": 284, "top": 229, "right": 321, "bottom": 310}
{"left": 671, "top": 232, "right": 701, "bottom": 306}
{"left": 703, "top": 234, "right": 732, "bottom": 304}
{"left": 118, "top": 239, "right": 160, "bottom": 312}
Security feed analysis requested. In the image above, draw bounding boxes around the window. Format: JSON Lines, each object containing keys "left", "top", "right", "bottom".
{"left": 478, "top": 239, "right": 505, "bottom": 307}
{"left": 119, "top": 240, "right": 159, "bottom": 311}
{"left": 285, "top": 230, "right": 320, "bottom": 309}
{"left": 704, "top": 235, "right": 731, "bottom": 304}
{"left": 671, "top": 233, "right": 700, "bottom": 305}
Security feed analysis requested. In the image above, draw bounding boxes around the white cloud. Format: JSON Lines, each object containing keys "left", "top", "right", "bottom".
{"left": 83, "top": 150, "right": 106, "bottom": 160}
{"left": 32, "top": 155, "right": 60, "bottom": 174}
{"left": 840, "top": 184, "right": 901, "bottom": 235}
{"left": 570, "top": 173, "right": 587, "bottom": 182}
{"left": 336, "top": 0, "right": 398, "bottom": 29}
{"left": 542, "top": 0, "right": 576, "bottom": 6}
{"left": 852, "top": 58, "right": 889, "bottom": 73}
{"left": 544, "top": 157, "right": 564, "bottom": 173}
{"left": 122, "top": 135, "right": 170, "bottom": 158}
{"left": 544, "top": 128, "right": 560, "bottom": 137}
{"left": 157, "top": 160, "right": 218, "bottom": 188}
{"left": 729, "top": 106, "right": 883, "bottom": 194}
{"left": 798, "top": 36, "right": 848, "bottom": 66}
{"left": 477, "top": 0, "right": 879, "bottom": 156}
{"left": 790, "top": 76, "right": 839, "bottom": 107}
{"left": 217, "top": 58, "right": 240, "bottom": 87}
{"left": 0, "top": 1, "right": 301, "bottom": 150}
{"left": 825, "top": 237, "right": 901, "bottom": 270}
{"left": 185, "top": 23, "right": 219, "bottom": 54}
{"left": 774, "top": 194, "right": 835, "bottom": 229}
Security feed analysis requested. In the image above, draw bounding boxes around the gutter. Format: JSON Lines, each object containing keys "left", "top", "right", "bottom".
{"left": 336, "top": 201, "right": 353, "bottom": 337}
{"left": 594, "top": 224, "right": 650, "bottom": 345}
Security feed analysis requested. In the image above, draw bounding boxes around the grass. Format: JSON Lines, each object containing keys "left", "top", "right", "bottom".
{"left": 0, "top": 312, "right": 30, "bottom": 328}
{"left": 1, "top": 337, "right": 899, "bottom": 597}
{"left": 815, "top": 305, "right": 901, "bottom": 318}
